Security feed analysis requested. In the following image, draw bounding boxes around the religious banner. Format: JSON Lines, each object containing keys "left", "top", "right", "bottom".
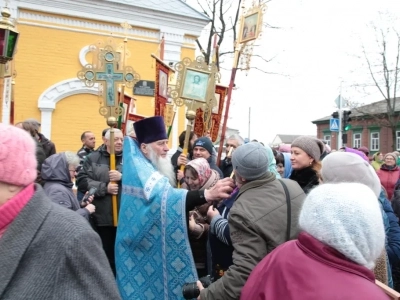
{"left": 194, "top": 84, "right": 228, "bottom": 142}
{"left": 164, "top": 103, "right": 175, "bottom": 127}
{"left": 117, "top": 93, "right": 144, "bottom": 134}
{"left": 152, "top": 54, "right": 174, "bottom": 117}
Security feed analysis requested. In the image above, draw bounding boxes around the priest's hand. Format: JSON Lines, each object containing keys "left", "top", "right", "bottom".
{"left": 177, "top": 154, "right": 188, "bottom": 166}
{"left": 204, "top": 178, "right": 235, "bottom": 202}
{"left": 109, "top": 170, "right": 122, "bottom": 182}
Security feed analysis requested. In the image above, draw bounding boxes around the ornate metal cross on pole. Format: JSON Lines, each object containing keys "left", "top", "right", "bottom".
{"left": 77, "top": 41, "right": 140, "bottom": 226}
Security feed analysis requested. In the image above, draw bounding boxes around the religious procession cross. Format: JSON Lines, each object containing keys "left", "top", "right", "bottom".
{"left": 78, "top": 46, "right": 139, "bottom": 123}
{"left": 77, "top": 38, "right": 140, "bottom": 227}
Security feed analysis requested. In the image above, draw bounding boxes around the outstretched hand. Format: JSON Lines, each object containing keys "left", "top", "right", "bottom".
{"left": 204, "top": 178, "right": 235, "bottom": 202}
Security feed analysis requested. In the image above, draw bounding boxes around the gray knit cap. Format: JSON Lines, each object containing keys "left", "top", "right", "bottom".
{"left": 291, "top": 136, "right": 325, "bottom": 161}
{"left": 232, "top": 142, "right": 268, "bottom": 180}
{"left": 384, "top": 152, "right": 398, "bottom": 161}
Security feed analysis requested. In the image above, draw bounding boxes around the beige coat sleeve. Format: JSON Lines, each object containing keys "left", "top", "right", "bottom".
{"left": 199, "top": 208, "right": 268, "bottom": 300}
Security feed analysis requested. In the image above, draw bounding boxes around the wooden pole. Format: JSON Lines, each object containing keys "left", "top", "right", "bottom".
{"left": 109, "top": 127, "right": 118, "bottom": 227}
{"left": 178, "top": 110, "right": 196, "bottom": 188}
{"left": 216, "top": 44, "right": 240, "bottom": 165}
{"left": 160, "top": 35, "right": 165, "bottom": 61}
{"left": 167, "top": 109, "right": 176, "bottom": 139}
{"left": 10, "top": 78, "right": 15, "bottom": 125}
{"left": 117, "top": 84, "right": 125, "bottom": 130}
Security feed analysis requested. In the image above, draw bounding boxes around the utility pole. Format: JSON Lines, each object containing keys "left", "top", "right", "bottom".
{"left": 338, "top": 94, "right": 343, "bottom": 149}
{"left": 248, "top": 107, "right": 251, "bottom": 141}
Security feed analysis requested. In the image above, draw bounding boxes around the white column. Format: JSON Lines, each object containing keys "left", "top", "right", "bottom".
{"left": 161, "top": 30, "right": 185, "bottom": 65}
{"left": 40, "top": 108, "right": 54, "bottom": 139}
{"left": 1, "top": 77, "right": 12, "bottom": 124}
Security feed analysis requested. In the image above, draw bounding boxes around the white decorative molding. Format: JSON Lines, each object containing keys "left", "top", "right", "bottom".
{"left": 160, "top": 27, "right": 186, "bottom": 65}
{"left": 38, "top": 78, "right": 99, "bottom": 138}
{"left": 79, "top": 45, "right": 91, "bottom": 67}
{"left": 1, "top": 77, "right": 12, "bottom": 125}
{"left": 40, "top": 108, "right": 54, "bottom": 139}
{"left": 18, "top": 11, "right": 159, "bottom": 41}
{"left": 184, "top": 37, "right": 197, "bottom": 45}
{"left": 15, "top": 0, "right": 209, "bottom": 37}
{"left": 17, "top": 21, "right": 160, "bottom": 44}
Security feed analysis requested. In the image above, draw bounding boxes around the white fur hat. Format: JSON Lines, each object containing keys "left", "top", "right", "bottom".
{"left": 299, "top": 183, "right": 385, "bottom": 269}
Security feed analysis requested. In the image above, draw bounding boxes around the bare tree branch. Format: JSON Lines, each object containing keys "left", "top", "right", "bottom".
{"left": 252, "top": 54, "right": 278, "bottom": 63}
{"left": 239, "top": 66, "right": 289, "bottom": 76}
{"left": 355, "top": 21, "right": 400, "bottom": 150}
{"left": 219, "top": 51, "right": 235, "bottom": 56}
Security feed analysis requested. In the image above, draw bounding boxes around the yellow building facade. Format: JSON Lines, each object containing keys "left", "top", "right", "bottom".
{"left": 1, "top": 0, "right": 209, "bottom": 152}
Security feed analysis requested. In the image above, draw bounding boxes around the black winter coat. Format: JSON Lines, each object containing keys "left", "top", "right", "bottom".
{"left": 76, "top": 149, "right": 123, "bottom": 227}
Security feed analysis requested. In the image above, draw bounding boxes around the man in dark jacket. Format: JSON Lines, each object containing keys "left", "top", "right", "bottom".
{"left": 192, "top": 137, "right": 223, "bottom": 178}
{"left": 96, "top": 128, "right": 109, "bottom": 152}
{"left": 77, "top": 131, "right": 96, "bottom": 166}
{"left": 219, "top": 134, "right": 244, "bottom": 178}
{"left": 76, "top": 128, "right": 123, "bottom": 275}
{"left": 198, "top": 142, "right": 306, "bottom": 299}
{"left": 25, "top": 118, "right": 56, "bottom": 158}
{"left": 171, "top": 130, "right": 197, "bottom": 169}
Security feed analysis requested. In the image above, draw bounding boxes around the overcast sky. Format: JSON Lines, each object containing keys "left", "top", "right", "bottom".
{"left": 186, "top": 0, "right": 400, "bottom": 144}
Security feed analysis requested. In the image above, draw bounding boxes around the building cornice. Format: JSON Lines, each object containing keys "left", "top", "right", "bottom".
{"left": 18, "top": 10, "right": 160, "bottom": 43}
{"left": 13, "top": 0, "right": 209, "bottom": 37}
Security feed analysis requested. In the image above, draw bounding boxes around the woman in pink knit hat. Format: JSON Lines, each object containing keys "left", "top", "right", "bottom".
{"left": 0, "top": 123, "right": 120, "bottom": 299}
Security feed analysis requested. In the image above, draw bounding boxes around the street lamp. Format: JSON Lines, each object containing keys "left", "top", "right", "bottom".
{"left": 0, "top": 5, "right": 19, "bottom": 64}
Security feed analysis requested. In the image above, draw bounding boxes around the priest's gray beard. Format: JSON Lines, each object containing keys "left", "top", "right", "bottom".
{"left": 147, "top": 145, "right": 176, "bottom": 187}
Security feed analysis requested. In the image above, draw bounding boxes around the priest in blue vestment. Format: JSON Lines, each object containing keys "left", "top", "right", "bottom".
{"left": 115, "top": 116, "right": 234, "bottom": 300}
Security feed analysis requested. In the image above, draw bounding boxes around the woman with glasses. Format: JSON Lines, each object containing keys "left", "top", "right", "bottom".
{"left": 377, "top": 153, "right": 400, "bottom": 200}
{"left": 41, "top": 151, "right": 95, "bottom": 220}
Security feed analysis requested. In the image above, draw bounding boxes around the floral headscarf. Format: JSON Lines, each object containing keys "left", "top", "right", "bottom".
{"left": 186, "top": 158, "right": 216, "bottom": 188}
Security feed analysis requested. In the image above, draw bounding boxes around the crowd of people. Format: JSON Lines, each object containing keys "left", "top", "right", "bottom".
{"left": 1, "top": 117, "right": 400, "bottom": 299}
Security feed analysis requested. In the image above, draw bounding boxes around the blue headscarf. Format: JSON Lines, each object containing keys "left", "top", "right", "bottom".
{"left": 282, "top": 153, "right": 293, "bottom": 178}
{"left": 115, "top": 137, "right": 197, "bottom": 299}
{"left": 265, "top": 145, "right": 281, "bottom": 178}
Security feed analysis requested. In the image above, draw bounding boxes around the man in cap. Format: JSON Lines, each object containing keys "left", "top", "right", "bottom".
{"left": 115, "top": 116, "right": 234, "bottom": 300}
{"left": 192, "top": 137, "right": 223, "bottom": 177}
{"left": 0, "top": 123, "right": 120, "bottom": 299}
{"left": 24, "top": 118, "right": 56, "bottom": 158}
{"left": 76, "top": 128, "right": 123, "bottom": 275}
{"left": 197, "top": 142, "right": 306, "bottom": 299}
